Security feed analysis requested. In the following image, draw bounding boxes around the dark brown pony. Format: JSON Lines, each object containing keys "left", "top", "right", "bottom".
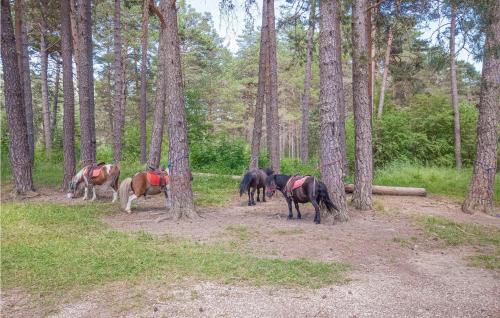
{"left": 119, "top": 169, "right": 170, "bottom": 213}
{"left": 265, "top": 174, "right": 338, "bottom": 224}
{"left": 239, "top": 168, "right": 274, "bottom": 205}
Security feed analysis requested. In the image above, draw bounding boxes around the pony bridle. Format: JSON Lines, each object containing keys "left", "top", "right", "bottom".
{"left": 266, "top": 183, "right": 277, "bottom": 196}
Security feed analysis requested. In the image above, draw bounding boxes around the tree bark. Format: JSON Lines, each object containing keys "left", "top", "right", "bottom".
{"left": 39, "top": 0, "right": 52, "bottom": 154}
{"left": 70, "top": 0, "right": 96, "bottom": 166}
{"left": 369, "top": 2, "right": 377, "bottom": 113}
{"left": 300, "top": 0, "right": 316, "bottom": 163}
{"left": 450, "top": 4, "right": 462, "bottom": 169}
{"left": 1, "top": 0, "right": 34, "bottom": 194}
{"left": 319, "top": 0, "right": 349, "bottom": 222}
{"left": 377, "top": 24, "right": 393, "bottom": 118}
{"left": 51, "top": 57, "right": 61, "bottom": 138}
{"left": 14, "top": 0, "right": 35, "bottom": 163}
{"left": 352, "top": 0, "right": 373, "bottom": 210}
{"left": 377, "top": 0, "right": 399, "bottom": 118}
{"left": 139, "top": 0, "right": 150, "bottom": 164}
{"left": 148, "top": 26, "right": 167, "bottom": 168}
{"left": 266, "top": 0, "right": 280, "bottom": 173}
{"left": 61, "top": 0, "right": 76, "bottom": 190}
{"left": 163, "top": 0, "right": 196, "bottom": 218}
{"left": 462, "top": 1, "right": 500, "bottom": 215}
{"left": 249, "top": 0, "right": 269, "bottom": 170}
{"left": 113, "top": 0, "right": 124, "bottom": 163}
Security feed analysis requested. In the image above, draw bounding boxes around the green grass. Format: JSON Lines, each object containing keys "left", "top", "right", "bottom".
{"left": 272, "top": 228, "right": 305, "bottom": 235}
{"left": 192, "top": 175, "right": 239, "bottom": 206}
{"left": 418, "top": 215, "right": 500, "bottom": 270}
{"left": 1, "top": 203, "right": 350, "bottom": 295}
{"left": 225, "top": 225, "right": 256, "bottom": 241}
{"left": 374, "top": 163, "right": 500, "bottom": 202}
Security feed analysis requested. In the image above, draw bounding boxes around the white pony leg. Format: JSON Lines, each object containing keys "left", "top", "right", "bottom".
{"left": 91, "top": 187, "right": 97, "bottom": 201}
{"left": 126, "top": 194, "right": 137, "bottom": 213}
{"left": 112, "top": 190, "right": 118, "bottom": 203}
{"left": 83, "top": 187, "right": 88, "bottom": 200}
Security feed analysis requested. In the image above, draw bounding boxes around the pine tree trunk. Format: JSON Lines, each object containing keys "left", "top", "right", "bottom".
{"left": 148, "top": 26, "right": 167, "bottom": 168}
{"left": 51, "top": 57, "right": 61, "bottom": 138}
{"left": 70, "top": 0, "right": 96, "bottom": 166}
{"left": 139, "top": 0, "right": 150, "bottom": 164}
{"left": 1, "top": 0, "right": 34, "bottom": 194}
{"left": 300, "top": 0, "right": 316, "bottom": 163}
{"left": 450, "top": 5, "right": 462, "bottom": 169}
{"left": 266, "top": 0, "right": 280, "bottom": 173}
{"left": 377, "top": 25, "right": 393, "bottom": 118}
{"left": 39, "top": 4, "right": 52, "bottom": 154}
{"left": 377, "top": 0, "right": 399, "bottom": 118}
{"left": 319, "top": 0, "right": 348, "bottom": 222}
{"left": 249, "top": 0, "right": 269, "bottom": 170}
{"left": 163, "top": 0, "right": 196, "bottom": 218}
{"left": 369, "top": 3, "right": 377, "bottom": 112}
{"left": 14, "top": 0, "right": 34, "bottom": 163}
{"left": 462, "top": 2, "right": 500, "bottom": 215}
{"left": 113, "top": 0, "right": 124, "bottom": 163}
{"left": 352, "top": 0, "right": 373, "bottom": 210}
{"left": 61, "top": 0, "right": 75, "bottom": 190}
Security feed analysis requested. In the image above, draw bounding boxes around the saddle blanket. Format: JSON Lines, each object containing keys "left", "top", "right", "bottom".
{"left": 147, "top": 172, "right": 169, "bottom": 187}
{"left": 291, "top": 177, "right": 308, "bottom": 191}
{"left": 285, "top": 175, "right": 309, "bottom": 196}
{"left": 85, "top": 166, "right": 103, "bottom": 178}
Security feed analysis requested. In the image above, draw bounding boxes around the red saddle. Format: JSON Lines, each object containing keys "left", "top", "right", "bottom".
{"left": 147, "top": 171, "right": 169, "bottom": 187}
{"left": 291, "top": 177, "right": 308, "bottom": 190}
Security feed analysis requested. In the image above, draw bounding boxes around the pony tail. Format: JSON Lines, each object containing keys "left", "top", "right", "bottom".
{"left": 239, "top": 173, "right": 253, "bottom": 196}
{"left": 119, "top": 177, "right": 132, "bottom": 210}
{"left": 318, "top": 181, "right": 338, "bottom": 213}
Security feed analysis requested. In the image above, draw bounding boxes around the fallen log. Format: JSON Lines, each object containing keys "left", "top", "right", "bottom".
{"left": 344, "top": 184, "right": 427, "bottom": 197}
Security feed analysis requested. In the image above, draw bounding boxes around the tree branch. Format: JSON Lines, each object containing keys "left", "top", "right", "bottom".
{"left": 149, "top": 2, "right": 165, "bottom": 28}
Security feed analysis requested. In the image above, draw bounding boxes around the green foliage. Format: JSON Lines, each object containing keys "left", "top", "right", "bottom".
{"left": 191, "top": 175, "right": 239, "bottom": 206}
{"left": 373, "top": 94, "right": 478, "bottom": 168}
{"left": 190, "top": 133, "right": 248, "bottom": 175}
{"left": 280, "top": 158, "right": 319, "bottom": 177}
{"left": 1, "top": 203, "right": 350, "bottom": 294}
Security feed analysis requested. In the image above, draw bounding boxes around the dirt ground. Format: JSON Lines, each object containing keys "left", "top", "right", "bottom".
{"left": 2, "top": 189, "right": 500, "bottom": 318}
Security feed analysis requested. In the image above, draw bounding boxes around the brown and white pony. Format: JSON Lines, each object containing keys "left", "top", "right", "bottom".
{"left": 118, "top": 170, "right": 170, "bottom": 213}
{"left": 67, "top": 163, "right": 121, "bottom": 202}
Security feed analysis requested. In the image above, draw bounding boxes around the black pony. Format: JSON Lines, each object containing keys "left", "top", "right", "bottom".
{"left": 265, "top": 174, "right": 338, "bottom": 224}
{"left": 240, "top": 168, "right": 274, "bottom": 205}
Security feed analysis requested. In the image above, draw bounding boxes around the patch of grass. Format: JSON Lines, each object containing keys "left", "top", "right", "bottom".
{"left": 419, "top": 216, "right": 500, "bottom": 246}
{"left": 374, "top": 163, "right": 500, "bottom": 202}
{"left": 192, "top": 175, "right": 239, "bottom": 206}
{"left": 392, "top": 236, "right": 411, "bottom": 248}
{"left": 468, "top": 253, "right": 500, "bottom": 270}
{"left": 1, "top": 203, "right": 350, "bottom": 295}
{"left": 418, "top": 215, "right": 500, "bottom": 270}
{"left": 225, "top": 225, "right": 255, "bottom": 241}
{"left": 272, "top": 228, "right": 304, "bottom": 236}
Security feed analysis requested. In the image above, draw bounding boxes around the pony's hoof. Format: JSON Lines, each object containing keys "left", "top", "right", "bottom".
{"left": 125, "top": 210, "right": 132, "bottom": 214}
{"left": 252, "top": 202, "right": 256, "bottom": 206}
{"left": 297, "top": 215, "right": 302, "bottom": 219}
{"left": 314, "top": 220, "right": 320, "bottom": 224}
{"left": 287, "top": 215, "right": 293, "bottom": 220}
{"left": 248, "top": 202, "right": 252, "bottom": 206}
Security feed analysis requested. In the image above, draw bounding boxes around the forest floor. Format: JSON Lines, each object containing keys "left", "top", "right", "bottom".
{"left": 2, "top": 187, "right": 500, "bottom": 317}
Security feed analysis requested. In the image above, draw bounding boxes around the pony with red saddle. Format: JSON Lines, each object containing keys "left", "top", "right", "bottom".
{"left": 265, "top": 174, "right": 338, "bottom": 224}
{"left": 66, "top": 162, "right": 121, "bottom": 202}
{"left": 118, "top": 166, "right": 170, "bottom": 213}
